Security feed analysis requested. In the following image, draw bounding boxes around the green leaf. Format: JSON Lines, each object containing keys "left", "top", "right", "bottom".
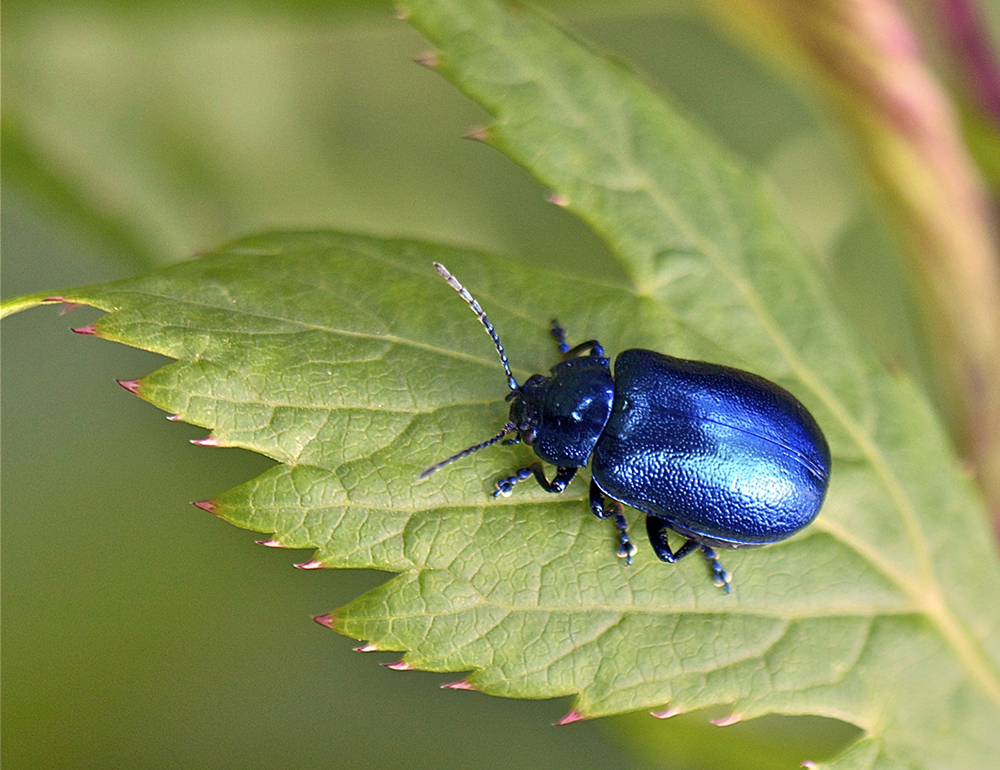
{"left": 4, "top": 1, "right": 1000, "bottom": 767}
{"left": 7, "top": 223, "right": 998, "bottom": 766}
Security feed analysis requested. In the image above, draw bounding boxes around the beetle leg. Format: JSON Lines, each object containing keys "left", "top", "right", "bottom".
{"left": 550, "top": 320, "right": 605, "bottom": 360}
{"left": 699, "top": 545, "right": 733, "bottom": 593}
{"left": 535, "top": 465, "right": 577, "bottom": 492}
{"left": 588, "top": 478, "right": 607, "bottom": 518}
{"left": 493, "top": 464, "right": 576, "bottom": 497}
{"left": 645, "top": 518, "right": 732, "bottom": 592}
{"left": 493, "top": 467, "right": 532, "bottom": 496}
{"left": 550, "top": 320, "right": 571, "bottom": 355}
{"left": 563, "top": 340, "right": 605, "bottom": 359}
{"left": 645, "top": 517, "right": 697, "bottom": 563}
{"left": 589, "top": 479, "right": 636, "bottom": 564}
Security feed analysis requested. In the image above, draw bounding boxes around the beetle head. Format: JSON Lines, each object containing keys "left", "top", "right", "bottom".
{"left": 506, "top": 374, "right": 548, "bottom": 447}
{"left": 506, "top": 359, "right": 613, "bottom": 467}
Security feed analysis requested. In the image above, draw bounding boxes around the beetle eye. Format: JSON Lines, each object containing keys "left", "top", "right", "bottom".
{"left": 521, "top": 428, "right": 537, "bottom": 445}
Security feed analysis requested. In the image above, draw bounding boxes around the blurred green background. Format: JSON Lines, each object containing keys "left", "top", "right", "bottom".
{"left": 3, "top": 1, "right": 912, "bottom": 767}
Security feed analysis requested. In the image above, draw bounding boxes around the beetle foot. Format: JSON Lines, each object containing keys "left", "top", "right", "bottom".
{"left": 602, "top": 497, "right": 634, "bottom": 564}
{"left": 550, "top": 319, "right": 571, "bottom": 355}
{"left": 617, "top": 537, "right": 637, "bottom": 565}
{"left": 701, "top": 546, "right": 732, "bottom": 593}
{"left": 493, "top": 467, "right": 533, "bottom": 497}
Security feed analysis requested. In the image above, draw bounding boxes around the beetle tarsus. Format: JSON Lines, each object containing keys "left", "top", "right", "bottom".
{"left": 551, "top": 320, "right": 571, "bottom": 355}
{"left": 551, "top": 320, "right": 604, "bottom": 360}
{"left": 616, "top": 537, "right": 637, "bottom": 565}
{"left": 493, "top": 467, "right": 532, "bottom": 497}
{"left": 589, "top": 481, "right": 633, "bottom": 565}
{"left": 701, "top": 546, "right": 732, "bottom": 593}
{"left": 494, "top": 464, "right": 577, "bottom": 496}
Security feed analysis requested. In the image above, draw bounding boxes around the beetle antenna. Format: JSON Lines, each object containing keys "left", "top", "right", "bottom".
{"left": 434, "top": 263, "right": 518, "bottom": 391}
{"left": 419, "top": 422, "right": 516, "bottom": 478}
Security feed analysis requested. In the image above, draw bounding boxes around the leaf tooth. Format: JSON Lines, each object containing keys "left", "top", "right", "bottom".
{"left": 801, "top": 763, "right": 818, "bottom": 769}
{"left": 440, "top": 680, "right": 476, "bottom": 691}
{"left": 166, "top": 414, "right": 182, "bottom": 421}
{"left": 650, "top": 707, "right": 681, "bottom": 719}
{"left": 293, "top": 559, "right": 325, "bottom": 570}
{"left": 70, "top": 324, "right": 98, "bottom": 336}
{"left": 190, "top": 436, "right": 221, "bottom": 447}
{"left": 381, "top": 660, "right": 414, "bottom": 671}
{"left": 312, "top": 613, "right": 334, "bottom": 628}
{"left": 414, "top": 50, "right": 438, "bottom": 68}
{"left": 353, "top": 643, "right": 379, "bottom": 653}
{"left": 554, "top": 710, "right": 584, "bottom": 726}
{"left": 710, "top": 713, "right": 743, "bottom": 727}
{"left": 192, "top": 500, "right": 217, "bottom": 514}
{"left": 546, "top": 192, "right": 569, "bottom": 207}
{"left": 116, "top": 379, "right": 141, "bottom": 395}
{"left": 463, "top": 125, "right": 491, "bottom": 143}
{"left": 43, "top": 296, "right": 80, "bottom": 314}
{"left": 392, "top": 4, "right": 410, "bottom": 20}
{"left": 255, "top": 539, "right": 286, "bottom": 548}
{"left": 51, "top": 299, "right": 83, "bottom": 315}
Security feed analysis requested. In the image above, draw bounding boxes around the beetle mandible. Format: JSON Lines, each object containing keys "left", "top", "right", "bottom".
{"left": 420, "top": 263, "right": 831, "bottom": 591}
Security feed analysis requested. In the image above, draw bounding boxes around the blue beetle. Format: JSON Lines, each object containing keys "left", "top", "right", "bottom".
{"left": 421, "top": 264, "right": 831, "bottom": 591}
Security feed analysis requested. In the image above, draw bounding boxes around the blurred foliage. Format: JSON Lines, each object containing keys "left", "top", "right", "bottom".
{"left": 963, "top": 105, "right": 1000, "bottom": 189}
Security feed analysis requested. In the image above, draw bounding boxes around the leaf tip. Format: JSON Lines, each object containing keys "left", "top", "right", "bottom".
{"left": 312, "top": 613, "right": 334, "bottom": 628}
{"left": 192, "top": 500, "right": 217, "bottom": 514}
{"left": 293, "top": 559, "right": 325, "bottom": 570}
{"left": 441, "top": 679, "right": 476, "bottom": 691}
{"left": 381, "top": 660, "right": 414, "bottom": 671}
{"left": 555, "top": 710, "right": 584, "bottom": 726}
{"left": 115, "top": 379, "right": 141, "bottom": 395}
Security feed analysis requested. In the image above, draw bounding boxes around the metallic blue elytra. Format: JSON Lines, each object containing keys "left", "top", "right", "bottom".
{"left": 421, "top": 264, "right": 832, "bottom": 591}
{"left": 593, "top": 349, "right": 830, "bottom": 548}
